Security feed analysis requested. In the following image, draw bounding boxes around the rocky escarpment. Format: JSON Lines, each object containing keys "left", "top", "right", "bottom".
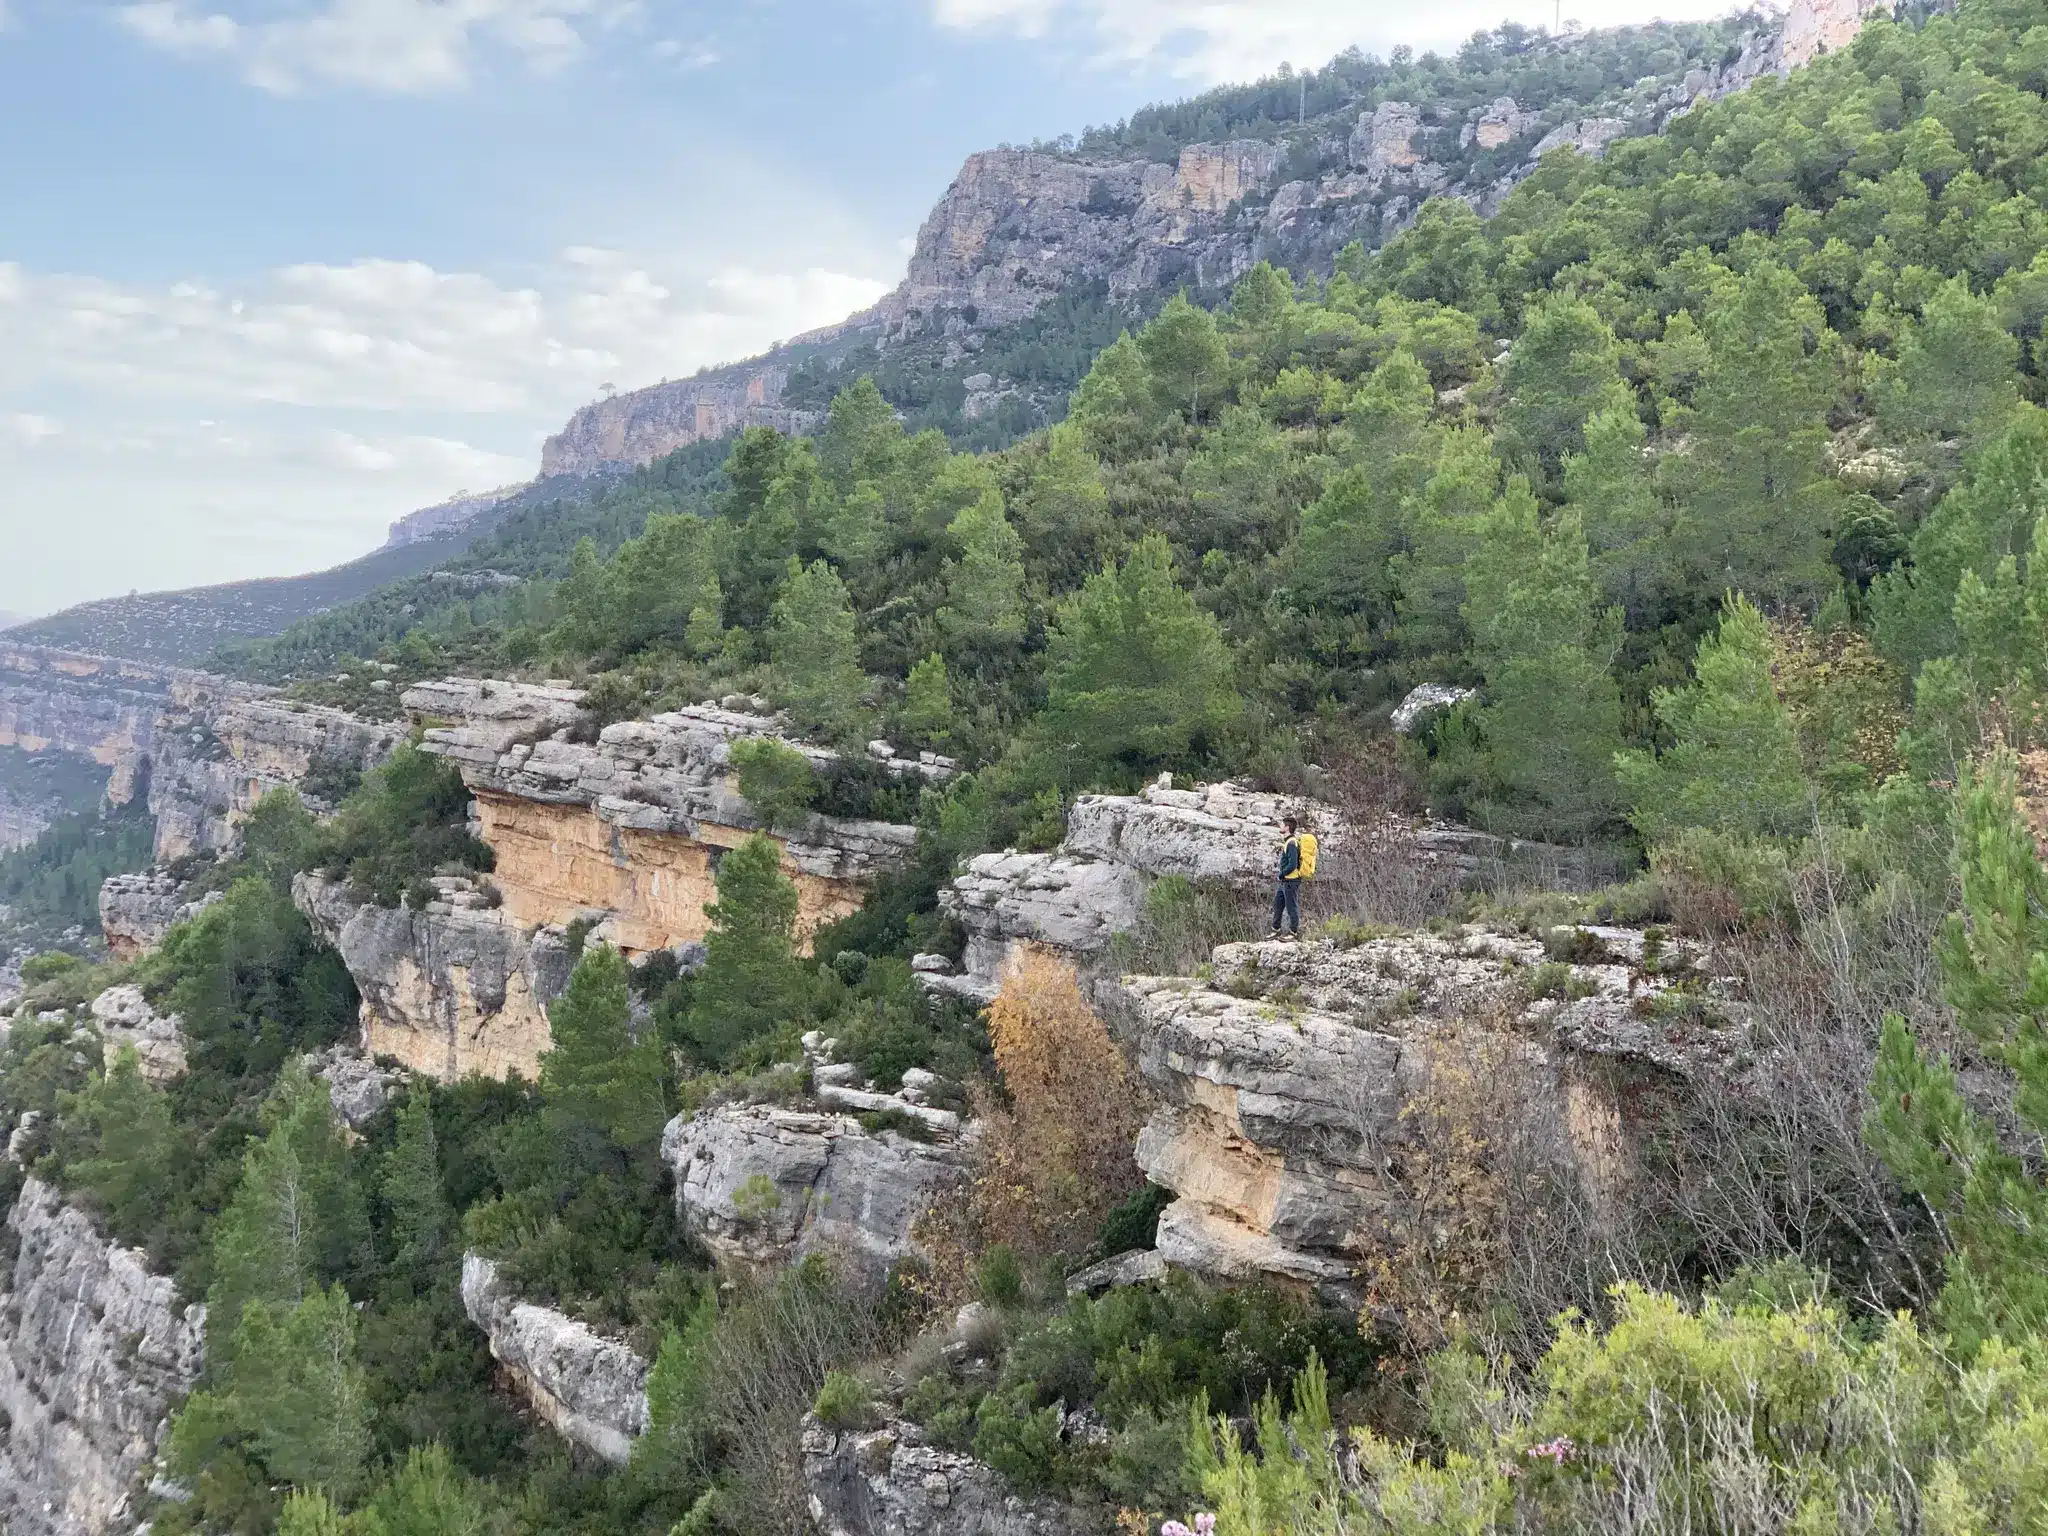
{"left": 294, "top": 872, "right": 577, "bottom": 1083}
{"left": 147, "top": 692, "right": 404, "bottom": 863}
{"left": 802, "top": 1415, "right": 1083, "bottom": 1536}
{"left": 459, "top": 1255, "right": 649, "bottom": 1465}
{"left": 409, "top": 678, "right": 928, "bottom": 955}
{"left": 662, "top": 1102, "right": 967, "bottom": 1284}
{"left": 0, "top": 643, "right": 191, "bottom": 807}
{"left": 1115, "top": 925, "right": 1744, "bottom": 1303}
{"left": 540, "top": 366, "right": 820, "bottom": 479}
{"left": 0, "top": 1179, "right": 207, "bottom": 1536}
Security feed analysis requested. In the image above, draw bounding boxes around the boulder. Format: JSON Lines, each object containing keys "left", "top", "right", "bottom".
{"left": 801, "top": 1416, "right": 1084, "bottom": 1536}
{"left": 88, "top": 985, "right": 188, "bottom": 1083}
{"left": 661, "top": 1103, "right": 967, "bottom": 1283}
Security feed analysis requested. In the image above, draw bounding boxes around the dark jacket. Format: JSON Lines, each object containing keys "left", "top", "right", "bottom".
{"left": 1278, "top": 836, "right": 1302, "bottom": 882}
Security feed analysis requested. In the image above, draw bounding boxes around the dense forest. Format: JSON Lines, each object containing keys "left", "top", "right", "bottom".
{"left": 19, "top": 1, "right": 2048, "bottom": 1531}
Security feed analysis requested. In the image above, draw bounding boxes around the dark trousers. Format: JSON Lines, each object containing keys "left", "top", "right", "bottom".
{"left": 1272, "top": 879, "right": 1301, "bottom": 933}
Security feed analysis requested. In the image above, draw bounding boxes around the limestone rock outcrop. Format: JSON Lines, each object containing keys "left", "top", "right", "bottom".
{"left": 459, "top": 1254, "right": 649, "bottom": 1465}
{"left": 1781, "top": 0, "right": 1890, "bottom": 70}
{"left": 925, "top": 779, "right": 1338, "bottom": 1003}
{"left": 802, "top": 1415, "right": 1083, "bottom": 1536}
{"left": 0, "top": 643, "right": 188, "bottom": 807}
{"left": 293, "top": 872, "right": 576, "bottom": 1083}
{"left": 0, "top": 1178, "right": 207, "bottom": 1536}
{"left": 98, "top": 871, "right": 218, "bottom": 960}
{"left": 88, "top": 985, "right": 187, "bottom": 1083}
{"left": 662, "top": 1102, "right": 967, "bottom": 1283}
{"left": 307, "top": 1043, "right": 406, "bottom": 1131}
{"left": 541, "top": 367, "right": 819, "bottom": 479}
{"left": 1115, "top": 926, "right": 1743, "bottom": 1302}
{"left": 408, "top": 679, "right": 923, "bottom": 955}
{"left": 147, "top": 693, "right": 404, "bottom": 862}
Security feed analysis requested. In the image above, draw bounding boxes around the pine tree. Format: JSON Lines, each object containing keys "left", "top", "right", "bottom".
{"left": 816, "top": 376, "right": 903, "bottom": 492}
{"left": 768, "top": 558, "right": 867, "bottom": 743}
{"left": 228, "top": 1285, "right": 372, "bottom": 1499}
{"left": 354, "top": 1444, "right": 496, "bottom": 1536}
{"left": 1878, "top": 275, "right": 2021, "bottom": 452}
{"left": 64, "top": 1045, "right": 173, "bottom": 1232}
{"left": 541, "top": 945, "right": 667, "bottom": 1153}
{"left": 631, "top": 1287, "right": 718, "bottom": 1495}
{"left": 684, "top": 834, "right": 804, "bottom": 1069}
{"left": 902, "top": 652, "right": 955, "bottom": 748}
{"left": 1868, "top": 752, "right": 2048, "bottom": 1351}
{"left": 1615, "top": 594, "right": 1812, "bottom": 843}
{"left": 939, "top": 488, "right": 1028, "bottom": 650}
{"left": 1458, "top": 485, "right": 1625, "bottom": 841}
{"left": 1009, "top": 426, "right": 1116, "bottom": 591}
{"left": 206, "top": 1061, "right": 361, "bottom": 1358}
{"left": 1138, "top": 294, "right": 1231, "bottom": 420}
{"left": 1498, "top": 294, "right": 1629, "bottom": 472}
{"left": 1039, "top": 533, "right": 1241, "bottom": 781}
{"left": 277, "top": 1490, "right": 347, "bottom": 1536}
{"left": 380, "top": 1088, "right": 448, "bottom": 1288}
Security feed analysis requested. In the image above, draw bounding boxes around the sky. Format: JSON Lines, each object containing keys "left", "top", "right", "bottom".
{"left": 0, "top": 0, "right": 1745, "bottom": 618}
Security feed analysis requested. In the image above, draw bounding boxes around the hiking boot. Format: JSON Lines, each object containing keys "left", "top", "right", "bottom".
{"left": 1266, "top": 928, "right": 1284, "bottom": 940}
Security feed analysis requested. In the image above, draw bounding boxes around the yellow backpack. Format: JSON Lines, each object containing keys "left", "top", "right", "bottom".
{"left": 1297, "top": 832, "right": 1319, "bottom": 879}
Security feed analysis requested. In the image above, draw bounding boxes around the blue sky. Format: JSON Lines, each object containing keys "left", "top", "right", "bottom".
{"left": 0, "top": 0, "right": 1736, "bottom": 617}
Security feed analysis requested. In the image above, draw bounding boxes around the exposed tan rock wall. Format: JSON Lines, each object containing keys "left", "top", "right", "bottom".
{"left": 1781, "top": 0, "right": 1888, "bottom": 70}
{"left": 294, "top": 872, "right": 572, "bottom": 1082}
{"left": 540, "top": 368, "right": 819, "bottom": 478}
{"left": 0, "top": 643, "right": 188, "bottom": 805}
{"left": 477, "top": 793, "right": 867, "bottom": 955}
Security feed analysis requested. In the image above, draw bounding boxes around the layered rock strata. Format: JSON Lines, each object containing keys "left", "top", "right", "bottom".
{"left": 147, "top": 694, "right": 404, "bottom": 862}
{"left": 802, "top": 1415, "right": 1083, "bottom": 1536}
{"left": 662, "top": 1102, "right": 967, "bottom": 1283}
{"left": 925, "top": 779, "right": 1341, "bottom": 1003}
{"left": 0, "top": 1179, "right": 207, "bottom": 1536}
{"left": 459, "top": 1255, "right": 649, "bottom": 1465}
{"left": 408, "top": 679, "right": 923, "bottom": 955}
{"left": 0, "top": 644, "right": 191, "bottom": 806}
{"left": 293, "top": 873, "right": 577, "bottom": 1082}
{"left": 1115, "top": 926, "right": 1742, "bottom": 1302}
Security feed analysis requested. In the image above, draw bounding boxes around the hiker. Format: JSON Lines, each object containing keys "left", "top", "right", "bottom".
{"left": 1270, "top": 816, "right": 1309, "bottom": 939}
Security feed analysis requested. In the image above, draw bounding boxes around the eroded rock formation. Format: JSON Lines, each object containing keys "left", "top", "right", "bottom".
{"left": 459, "top": 1254, "right": 649, "bottom": 1465}
{"left": 662, "top": 1102, "right": 967, "bottom": 1283}
{"left": 409, "top": 679, "right": 922, "bottom": 955}
{"left": 88, "top": 985, "right": 188, "bottom": 1083}
{"left": 0, "top": 1179, "right": 206, "bottom": 1536}
{"left": 98, "top": 872, "right": 218, "bottom": 961}
{"left": 802, "top": 1415, "right": 1083, "bottom": 1536}
{"left": 1114, "top": 926, "right": 1743, "bottom": 1303}
{"left": 293, "top": 872, "right": 575, "bottom": 1083}
{"left": 540, "top": 366, "right": 819, "bottom": 478}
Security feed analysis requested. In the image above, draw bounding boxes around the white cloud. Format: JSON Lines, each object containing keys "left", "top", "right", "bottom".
{"left": 0, "top": 248, "right": 889, "bottom": 610}
{"left": 933, "top": 0, "right": 1750, "bottom": 83}
{"left": 117, "top": 0, "right": 634, "bottom": 93}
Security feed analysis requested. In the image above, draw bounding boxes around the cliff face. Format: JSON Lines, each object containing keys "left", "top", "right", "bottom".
{"left": 802, "top": 1416, "right": 1083, "bottom": 1536}
{"left": 293, "top": 872, "right": 574, "bottom": 1083}
{"left": 409, "top": 679, "right": 923, "bottom": 956}
{"left": 1114, "top": 927, "right": 1744, "bottom": 1303}
{"left": 0, "top": 644, "right": 189, "bottom": 807}
{"left": 540, "top": 367, "right": 819, "bottom": 479}
{"left": 148, "top": 693, "right": 404, "bottom": 863}
{"left": 0, "top": 1179, "right": 207, "bottom": 1536}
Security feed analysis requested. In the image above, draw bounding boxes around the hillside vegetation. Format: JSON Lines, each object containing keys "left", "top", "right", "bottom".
{"left": 22, "top": 3, "right": 2048, "bottom": 1533}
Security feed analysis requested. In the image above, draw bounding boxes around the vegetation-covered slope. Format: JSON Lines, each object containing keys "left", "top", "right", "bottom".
{"left": 23, "top": 3, "right": 2048, "bottom": 1533}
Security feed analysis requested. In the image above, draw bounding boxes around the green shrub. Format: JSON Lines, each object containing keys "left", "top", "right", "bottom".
{"left": 812, "top": 1370, "right": 875, "bottom": 1430}
{"left": 972, "top": 1385, "right": 1064, "bottom": 1491}
{"left": 978, "top": 1246, "right": 1025, "bottom": 1308}
{"left": 729, "top": 737, "right": 819, "bottom": 830}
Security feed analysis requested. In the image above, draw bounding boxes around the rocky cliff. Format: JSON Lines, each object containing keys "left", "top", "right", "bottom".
{"left": 0, "top": 1179, "right": 207, "bottom": 1536}
{"left": 293, "top": 872, "right": 576, "bottom": 1082}
{"left": 408, "top": 679, "right": 926, "bottom": 955}
{"left": 147, "top": 692, "right": 404, "bottom": 863}
{"left": 0, "top": 644, "right": 191, "bottom": 808}
{"left": 540, "top": 366, "right": 819, "bottom": 479}
{"left": 97, "top": 874, "right": 217, "bottom": 962}
{"left": 1113, "top": 925, "right": 1745, "bottom": 1304}
{"left": 459, "top": 1254, "right": 649, "bottom": 1465}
